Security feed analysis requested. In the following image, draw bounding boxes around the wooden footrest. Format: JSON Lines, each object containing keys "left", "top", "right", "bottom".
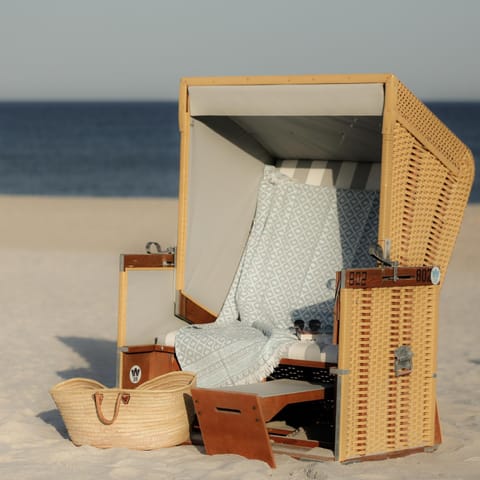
{"left": 192, "top": 379, "right": 328, "bottom": 467}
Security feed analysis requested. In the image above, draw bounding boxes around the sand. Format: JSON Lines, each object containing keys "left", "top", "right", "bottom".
{"left": 0, "top": 195, "right": 478, "bottom": 479}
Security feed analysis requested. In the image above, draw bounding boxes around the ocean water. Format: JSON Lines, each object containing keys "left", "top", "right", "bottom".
{"left": 0, "top": 101, "right": 478, "bottom": 201}
{"left": 0, "top": 102, "right": 180, "bottom": 197}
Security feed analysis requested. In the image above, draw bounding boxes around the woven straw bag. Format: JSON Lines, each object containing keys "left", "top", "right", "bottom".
{"left": 50, "top": 371, "right": 196, "bottom": 449}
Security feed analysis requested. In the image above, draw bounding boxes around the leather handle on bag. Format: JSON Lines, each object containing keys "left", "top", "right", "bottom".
{"left": 94, "top": 392, "right": 130, "bottom": 425}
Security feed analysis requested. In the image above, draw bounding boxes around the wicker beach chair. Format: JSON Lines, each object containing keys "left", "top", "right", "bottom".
{"left": 116, "top": 74, "right": 474, "bottom": 465}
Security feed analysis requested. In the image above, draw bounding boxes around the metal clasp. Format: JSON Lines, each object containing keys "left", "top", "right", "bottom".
{"left": 145, "top": 242, "right": 176, "bottom": 266}
{"left": 394, "top": 345, "right": 413, "bottom": 376}
{"left": 369, "top": 243, "right": 399, "bottom": 281}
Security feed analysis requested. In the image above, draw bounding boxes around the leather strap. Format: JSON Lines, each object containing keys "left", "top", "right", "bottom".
{"left": 94, "top": 392, "right": 130, "bottom": 425}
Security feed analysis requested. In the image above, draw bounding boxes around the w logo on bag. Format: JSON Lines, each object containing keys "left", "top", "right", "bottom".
{"left": 129, "top": 365, "right": 142, "bottom": 384}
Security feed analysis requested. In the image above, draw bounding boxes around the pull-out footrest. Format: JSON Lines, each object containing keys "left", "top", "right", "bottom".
{"left": 192, "top": 379, "right": 328, "bottom": 467}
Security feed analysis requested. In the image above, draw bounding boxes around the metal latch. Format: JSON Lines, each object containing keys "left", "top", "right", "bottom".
{"left": 145, "top": 242, "right": 176, "bottom": 266}
{"left": 369, "top": 243, "right": 399, "bottom": 281}
{"left": 394, "top": 345, "right": 413, "bottom": 376}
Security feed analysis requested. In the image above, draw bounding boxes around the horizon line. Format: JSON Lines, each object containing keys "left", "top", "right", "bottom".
{"left": 1, "top": 97, "right": 480, "bottom": 104}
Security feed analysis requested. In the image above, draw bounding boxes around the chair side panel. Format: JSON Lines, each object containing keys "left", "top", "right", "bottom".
{"left": 382, "top": 80, "right": 475, "bottom": 274}
{"left": 387, "top": 123, "right": 473, "bottom": 274}
{"left": 336, "top": 285, "right": 438, "bottom": 461}
{"left": 395, "top": 81, "right": 472, "bottom": 175}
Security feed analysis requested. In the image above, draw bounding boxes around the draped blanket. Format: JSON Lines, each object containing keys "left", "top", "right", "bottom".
{"left": 175, "top": 166, "right": 378, "bottom": 387}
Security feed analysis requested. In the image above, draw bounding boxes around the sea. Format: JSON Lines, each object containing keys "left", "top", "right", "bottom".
{"left": 0, "top": 101, "right": 478, "bottom": 201}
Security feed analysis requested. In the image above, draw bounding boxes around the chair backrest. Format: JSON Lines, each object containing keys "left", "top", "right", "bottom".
{"left": 227, "top": 165, "right": 379, "bottom": 331}
{"left": 277, "top": 159, "right": 380, "bottom": 191}
{"left": 277, "top": 158, "right": 380, "bottom": 271}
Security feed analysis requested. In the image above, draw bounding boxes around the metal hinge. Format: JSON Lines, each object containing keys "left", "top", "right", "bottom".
{"left": 329, "top": 367, "right": 350, "bottom": 376}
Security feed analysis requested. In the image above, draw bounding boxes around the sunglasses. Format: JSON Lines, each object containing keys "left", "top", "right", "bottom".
{"left": 293, "top": 319, "right": 321, "bottom": 333}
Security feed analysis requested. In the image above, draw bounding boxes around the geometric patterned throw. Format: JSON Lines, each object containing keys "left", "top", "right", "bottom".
{"left": 175, "top": 166, "right": 379, "bottom": 387}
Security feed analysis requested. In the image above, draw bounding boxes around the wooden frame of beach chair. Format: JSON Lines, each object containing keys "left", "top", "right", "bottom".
{"left": 116, "top": 74, "right": 474, "bottom": 464}
{"left": 116, "top": 253, "right": 183, "bottom": 389}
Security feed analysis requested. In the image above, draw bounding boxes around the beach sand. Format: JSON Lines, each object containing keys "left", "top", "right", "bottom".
{"left": 0, "top": 195, "right": 478, "bottom": 479}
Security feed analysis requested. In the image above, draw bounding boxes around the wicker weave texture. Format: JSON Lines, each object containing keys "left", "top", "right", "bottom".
{"left": 50, "top": 371, "right": 196, "bottom": 450}
{"left": 336, "top": 286, "right": 438, "bottom": 461}
{"left": 395, "top": 80, "right": 471, "bottom": 175}
{"left": 382, "top": 80, "right": 475, "bottom": 275}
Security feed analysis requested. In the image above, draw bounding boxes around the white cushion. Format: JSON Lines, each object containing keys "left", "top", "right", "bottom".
{"left": 285, "top": 341, "right": 338, "bottom": 363}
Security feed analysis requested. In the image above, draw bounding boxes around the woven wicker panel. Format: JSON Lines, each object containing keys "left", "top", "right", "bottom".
{"left": 395, "top": 81, "right": 470, "bottom": 174}
{"left": 336, "top": 285, "right": 438, "bottom": 461}
{"left": 386, "top": 122, "right": 473, "bottom": 274}
{"left": 386, "top": 81, "right": 475, "bottom": 275}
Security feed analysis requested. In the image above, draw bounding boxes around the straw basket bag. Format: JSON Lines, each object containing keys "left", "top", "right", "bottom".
{"left": 50, "top": 371, "right": 196, "bottom": 450}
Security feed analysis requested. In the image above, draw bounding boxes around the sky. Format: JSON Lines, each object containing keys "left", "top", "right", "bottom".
{"left": 0, "top": 0, "right": 479, "bottom": 101}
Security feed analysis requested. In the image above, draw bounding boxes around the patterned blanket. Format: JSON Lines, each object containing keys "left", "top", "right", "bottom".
{"left": 175, "top": 166, "right": 378, "bottom": 387}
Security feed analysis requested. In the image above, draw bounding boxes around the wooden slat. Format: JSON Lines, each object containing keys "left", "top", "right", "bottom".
{"left": 278, "top": 358, "right": 333, "bottom": 369}
{"left": 177, "top": 292, "right": 217, "bottom": 324}
{"left": 342, "top": 266, "right": 438, "bottom": 289}
{"left": 122, "top": 344, "right": 176, "bottom": 354}
{"left": 121, "top": 253, "right": 175, "bottom": 270}
{"left": 269, "top": 435, "right": 320, "bottom": 449}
